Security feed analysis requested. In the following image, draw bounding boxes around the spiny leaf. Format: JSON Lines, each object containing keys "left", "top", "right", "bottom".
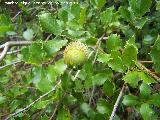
{"left": 150, "top": 35, "right": 160, "bottom": 73}
{"left": 122, "top": 43, "right": 138, "bottom": 68}
{"left": 38, "top": 12, "right": 62, "bottom": 35}
{"left": 106, "top": 34, "right": 122, "bottom": 52}
{"left": 129, "top": 0, "right": 152, "bottom": 17}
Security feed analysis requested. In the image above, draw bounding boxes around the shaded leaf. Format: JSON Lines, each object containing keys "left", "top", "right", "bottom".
{"left": 122, "top": 95, "right": 138, "bottom": 106}
{"left": 140, "top": 83, "right": 151, "bottom": 98}
{"left": 23, "top": 29, "right": 34, "bottom": 40}
{"left": 56, "top": 107, "right": 71, "bottom": 120}
{"left": 103, "top": 80, "right": 115, "bottom": 96}
{"left": 129, "top": 0, "right": 152, "bottom": 16}
{"left": 96, "top": 99, "right": 112, "bottom": 115}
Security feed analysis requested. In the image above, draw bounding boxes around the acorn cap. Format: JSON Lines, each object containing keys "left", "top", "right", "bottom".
{"left": 64, "top": 41, "right": 88, "bottom": 68}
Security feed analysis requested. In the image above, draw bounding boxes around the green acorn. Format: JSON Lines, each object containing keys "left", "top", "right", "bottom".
{"left": 64, "top": 41, "right": 88, "bottom": 68}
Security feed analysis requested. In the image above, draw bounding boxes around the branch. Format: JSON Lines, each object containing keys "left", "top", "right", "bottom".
{"left": 138, "top": 62, "right": 160, "bottom": 82}
{"left": 5, "top": 80, "right": 61, "bottom": 120}
{"left": 109, "top": 85, "right": 125, "bottom": 120}
{"left": 0, "top": 41, "right": 33, "bottom": 62}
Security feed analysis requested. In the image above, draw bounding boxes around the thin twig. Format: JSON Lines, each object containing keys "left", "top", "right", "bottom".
{"left": 11, "top": 11, "right": 22, "bottom": 21}
{"left": 92, "top": 41, "right": 101, "bottom": 64}
{"left": 49, "top": 104, "right": 59, "bottom": 120}
{"left": 0, "top": 41, "right": 33, "bottom": 62}
{"left": 5, "top": 80, "right": 61, "bottom": 120}
{"left": 138, "top": 62, "right": 160, "bottom": 82}
{"left": 89, "top": 87, "right": 95, "bottom": 105}
{"left": 139, "top": 61, "right": 153, "bottom": 63}
{"left": 73, "top": 70, "right": 81, "bottom": 81}
{"left": 0, "top": 61, "right": 21, "bottom": 70}
{"left": 109, "top": 85, "right": 125, "bottom": 120}
{"left": 7, "top": 49, "right": 21, "bottom": 55}
{"left": 92, "top": 34, "right": 105, "bottom": 64}
{"left": 45, "top": 34, "right": 52, "bottom": 41}
{"left": 89, "top": 35, "right": 105, "bottom": 104}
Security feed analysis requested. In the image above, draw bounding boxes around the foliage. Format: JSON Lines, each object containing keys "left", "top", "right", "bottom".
{"left": 0, "top": 0, "right": 160, "bottom": 120}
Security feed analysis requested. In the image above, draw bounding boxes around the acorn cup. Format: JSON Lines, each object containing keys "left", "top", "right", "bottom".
{"left": 64, "top": 41, "right": 89, "bottom": 69}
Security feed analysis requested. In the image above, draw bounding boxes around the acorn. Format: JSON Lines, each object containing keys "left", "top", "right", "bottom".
{"left": 64, "top": 41, "right": 88, "bottom": 68}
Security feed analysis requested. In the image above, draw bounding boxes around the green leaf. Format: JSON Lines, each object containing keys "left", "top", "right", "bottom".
{"left": 108, "top": 51, "right": 125, "bottom": 72}
{"left": 74, "top": 79, "right": 84, "bottom": 92}
{"left": 47, "top": 65, "right": 58, "bottom": 83}
{"left": 93, "top": 73, "right": 107, "bottom": 86}
{"left": 56, "top": 107, "right": 71, "bottom": 120}
{"left": 58, "top": 9, "right": 68, "bottom": 23}
{"left": 79, "top": 7, "right": 86, "bottom": 25}
{"left": 100, "top": 7, "right": 113, "bottom": 24}
{"left": 103, "top": 80, "right": 114, "bottom": 96}
{"left": 71, "top": 4, "right": 81, "bottom": 19}
{"left": 23, "top": 29, "right": 34, "bottom": 40}
{"left": 123, "top": 71, "right": 140, "bottom": 88}
{"left": 38, "top": 12, "right": 62, "bottom": 35}
{"left": 21, "top": 40, "right": 67, "bottom": 64}
{"left": 139, "top": 72, "right": 156, "bottom": 84}
{"left": 32, "top": 67, "right": 53, "bottom": 92}
{"left": 143, "top": 35, "right": 154, "bottom": 45}
{"left": 93, "top": 69, "right": 113, "bottom": 86}
{"left": 129, "top": 0, "right": 152, "bottom": 17}
{"left": 128, "top": 36, "right": 136, "bottom": 46}
{"left": 32, "top": 59, "right": 66, "bottom": 92}
{"left": 0, "top": 14, "right": 13, "bottom": 36}
{"left": 80, "top": 103, "right": 92, "bottom": 116}
{"left": 63, "top": 95, "right": 77, "bottom": 105}
{"left": 53, "top": 59, "right": 67, "bottom": 76}
{"left": 96, "top": 99, "right": 111, "bottom": 115}
{"left": 150, "top": 35, "right": 160, "bottom": 73}
{"left": 122, "top": 44, "right": 138, "bottom": 68}
{"left": 97, "top": 53, "right": 111, "bottom": 64}
{"left": 122, "top": 95, "right": 138, "bottom": 106}
{"left": 0, "top": 96, "right": 6, "bottom": 104}
{"left": 119, "top": 6, "right": 132, "bottom": 21}
{"left": 81, "top": 61, "right": 93, "bottom": 88}
{"left": 44, "top": 39, "right": 68, "bottom": 57}
{"left": 134, "top": 17, "right": 148, "bottom": 29}
{"left": 21, "top": 42, "right": 46, "bottom": 65}
{"left": 34, "top": 100, "right": 51, "bottom": 109}
{"left": 123, "top": 71, "right": 155, "bottom": 88}
{"left": 140, "top": 103, "right": 154, "bottom": 120}
{"left": 95, "top": 0, "right": 106, "bottom": 9}
{"left": 106, "top": 34, "right": 121, "bottom": 52}
{"left": 85, "top": 37, "right": 97, "bottom": 46}
{"left": 148, "top": 93, "right": 160, "bottom": 106}
{"left": 157, "top": 1, "right": 160, "bottom": 10}
{"left": 140, "top": 83, "right": 151, "bottom": 98}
